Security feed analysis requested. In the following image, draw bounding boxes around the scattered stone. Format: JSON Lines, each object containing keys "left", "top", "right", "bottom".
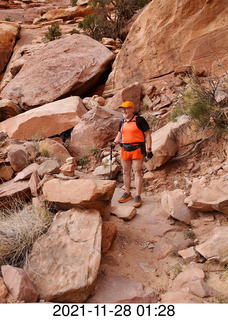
{"left": 111, "top": 205, "right": 136, "bottom": 221}
{"left": 0, "top": 277, "right": 8, "bottom": 303}
{"left": 37, "top": 159, "right": 61, "bottom": 177}
{"left": 0, "top": 165, "right": 14, "bottom": 181}
{"left": 8, "top": 148, "right": 28, "bottom": 172}
{"left": 1, "top": 265, "right": 39, "bottom": 302}
{"left": 13, "top": 162, "right": 38, "bottom": 182}
{"left": 195, "top": 226, "right": 228, "bottom": 263}
{"left": 178, "top": 246, "right": 199, "bottom": 264}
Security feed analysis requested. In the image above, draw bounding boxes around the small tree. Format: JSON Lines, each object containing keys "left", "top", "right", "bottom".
{"left": 168, "top": 70, "right": 228, "bottom": 133}
{"left": 78, "top": 0, "right": 151, "bottom": 41}
{"left": 44, "top": 23, "right": 62, "bottom": 42}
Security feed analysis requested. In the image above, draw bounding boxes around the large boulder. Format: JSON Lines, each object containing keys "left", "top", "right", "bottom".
{"left": 69, "top": 106, "right": 122, "bottom": 157}
{"left": 1, "top": 34, "right": 115, "bottom": 109}
{"left": 42, "top": 178, "right": 116, "bottom": 218}
{"left": 185, "top": 174, "right": 228, "bottom": 214}
{"left": 0, "top": 22, "right": 20, "bottom": 73}
{"left": 104, "top": 0, "right": 228, "bottom": 96}
{"left": 24, "top": 208, "right": 102, "bottom": 303}
{"left": 0, "top": 96, "right": 87, "bottom": 140}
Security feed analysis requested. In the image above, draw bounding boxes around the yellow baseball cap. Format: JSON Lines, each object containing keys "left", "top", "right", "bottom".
{"left": 119, "top": 101, "right": 135, "bottom": 108}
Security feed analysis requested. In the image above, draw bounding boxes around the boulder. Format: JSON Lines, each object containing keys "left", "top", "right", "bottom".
{"left": 69, "top": 106, "right": 122, "bottom": 157}
{"left": 88, "top": 275, "right": 158, "bottom": 303}
{"left": 39, "top": 6, "right": 93, "bottom": 21}
{"left": 0, "top": 96, "right": 87, "bottom": 140}
{"left": 0, "top": 165, "right": 14, "bottom": 181}
{"left": 8, "top": 149, "right": 28, "bottom": 172}
{"left": 105, "top": 82, "right": 141, "bottom": 112}
{"left": 13, "top": 162, "right": 38, "bottom": 182}
{"left": 145, "top": 115, "right": 209, "bottom": 171}
{"left": 0, "top": 99, "right": 21, "bottom": 121}
{"left": 185, "top": 174, "right": 228, "bottom": 214}
{"left": 24, "top": 208, "right": 102, "bottom": 302}
{"left": 0, "top": 22, "right": 20, "bottom": 73}
{"left": 1, "top": 34, "right": 115, "bottom": 109}
{"left": 37, "top": 159, "right": 61, "bottom": 177}
{"left": 161, "top": 189, "right": 195, "bottom": 224}
{"left": 104, "top": 0, "right": 228, "bottom": 97}
{"left": 28, "top": 170, "right": 40, "bottom": 197}
{"left": 38, "top": 139, "right": 71, "bottom": 163}
{"left": 92, "top": 164, "right": 120, "bottom": 179}
{"left": 195, "top": 226, "right": 228, "bottom": 263}
{"left": 102, "top": 221, "right": 117, "bottom": 254}
{"left": 42, "top": 178, "right": 116, "bottom": 218}
{"left": 1, "top": 265, "right": 39, "bottom": 302}
{"left": 170, "top": 267, "right": 220, "bottom": 298}
{"left": 0, "top": 180, "right": 31, "bottom": 209}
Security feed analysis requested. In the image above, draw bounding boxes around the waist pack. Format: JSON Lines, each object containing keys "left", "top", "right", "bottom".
{"left": 122, "top": 142, "right": 146, "bottom": 154}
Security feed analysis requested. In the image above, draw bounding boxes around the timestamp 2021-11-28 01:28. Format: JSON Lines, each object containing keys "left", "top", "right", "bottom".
{"left": 52, "top": 304, "right": 176, "bottom": 317}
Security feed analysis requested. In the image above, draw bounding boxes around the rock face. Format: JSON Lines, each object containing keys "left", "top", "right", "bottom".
{"left": 69, "top": 106, "right": 122, "bottom": 157}
{"left": 104, "top": 0, "right": 228, "bottom": 96}
{"left": 1, "top": 34, "right": 115, "bottom": 109}
{"left": 24, "top": 208, "right": 102, "bottom": 302}
{"left": 0, "top": 22, "right": 20, "bottom": 73}
{"left": 0, "top": 96, "right": 87, "bottom": 140}
{"left": 42, "top": 178, "right": 116, "bottom": 218}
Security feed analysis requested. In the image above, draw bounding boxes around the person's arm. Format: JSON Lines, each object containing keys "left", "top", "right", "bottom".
{"left": 113, "top": 131, "right": 121, "bottom": 145}
{"left": 144, "top": 130, "right": 152, "bottom": 151}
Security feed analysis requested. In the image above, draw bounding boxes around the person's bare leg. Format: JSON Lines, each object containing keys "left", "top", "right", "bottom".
{"left": 121, "top": 159, "right": 132, "bottom": 194}
{"left": 132, "top": 158, "right": 144, "bottom": 196}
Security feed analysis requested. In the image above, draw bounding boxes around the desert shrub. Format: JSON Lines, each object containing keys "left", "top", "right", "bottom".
{"left": 0, "top": 204, "right": 54, "bottom": 268}
{"left": 71, "top": 0, "right": 77, "bottom": 6}
{"left": 69, "top": 28, "right": 80, "bottom": 35}
{"left": 88, "top": 146, "right": 102, "bottom": 157}
{"left": 78, "top": 154, "right": 89, "bottom": 167}
{"left": 38, "top": 142, "right": 51, "bottom": 157}
{"left": 44, "top": 23, "right": 62, "bottom": 42}
{"left": 168, "top": 71, "right": 228, "bottom": 133}
{"left": 78, "top": 0, "right": 151, "bottom": 40}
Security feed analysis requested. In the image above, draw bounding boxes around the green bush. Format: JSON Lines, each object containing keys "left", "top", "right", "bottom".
{"left": 44, "top": 23, "right": 62, "bottom": 41}
{"left": 0, "top": 204, "right": 54, "bottom": 268}
{"left": 168, "top": 72, "right": 228, "bottom": 132}
{"left": 69, "top": 28, "right": 80, "bottom": 35}
{"left": 78, "top": 0, "right": 151, "bottom": 41}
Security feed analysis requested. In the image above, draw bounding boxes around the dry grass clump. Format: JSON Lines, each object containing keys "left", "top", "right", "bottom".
{"left": 0, "top": 203, "right": 54, "bottom": 269}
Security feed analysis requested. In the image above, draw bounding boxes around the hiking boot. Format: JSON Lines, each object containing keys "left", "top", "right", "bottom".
{"left": 118, "top": 192, "right": 133, "bottom": 203}
{"left": 133, "top": 195, "right": 142, "bottom": 208}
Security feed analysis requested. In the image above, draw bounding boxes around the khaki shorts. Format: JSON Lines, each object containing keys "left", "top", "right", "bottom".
{"left": 121, "top": 147, "right": 144, "bottom": 161}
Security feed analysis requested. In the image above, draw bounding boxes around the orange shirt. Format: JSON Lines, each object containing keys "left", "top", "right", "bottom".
{"left": 121, "top": 116, "right": 145, "bottom": 144}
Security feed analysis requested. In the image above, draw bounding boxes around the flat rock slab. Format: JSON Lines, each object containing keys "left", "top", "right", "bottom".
{"left": 88, "top": 275, "right": 159, "bottom": 303}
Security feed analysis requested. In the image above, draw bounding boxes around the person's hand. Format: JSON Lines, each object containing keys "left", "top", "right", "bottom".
{"left": 147, "top": 151, "right": 153, "bottom": 159}
{"left": 111, "top": 142, "right": 116, "bottom": 150}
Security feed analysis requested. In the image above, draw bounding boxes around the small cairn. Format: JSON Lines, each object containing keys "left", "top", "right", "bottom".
{"left": 60, "top": 157, "right": 77, "bottom": 177}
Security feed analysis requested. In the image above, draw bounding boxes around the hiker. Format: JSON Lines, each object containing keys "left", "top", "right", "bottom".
{"left": 111, "top": 101, "right": 153, "bottom": 208}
